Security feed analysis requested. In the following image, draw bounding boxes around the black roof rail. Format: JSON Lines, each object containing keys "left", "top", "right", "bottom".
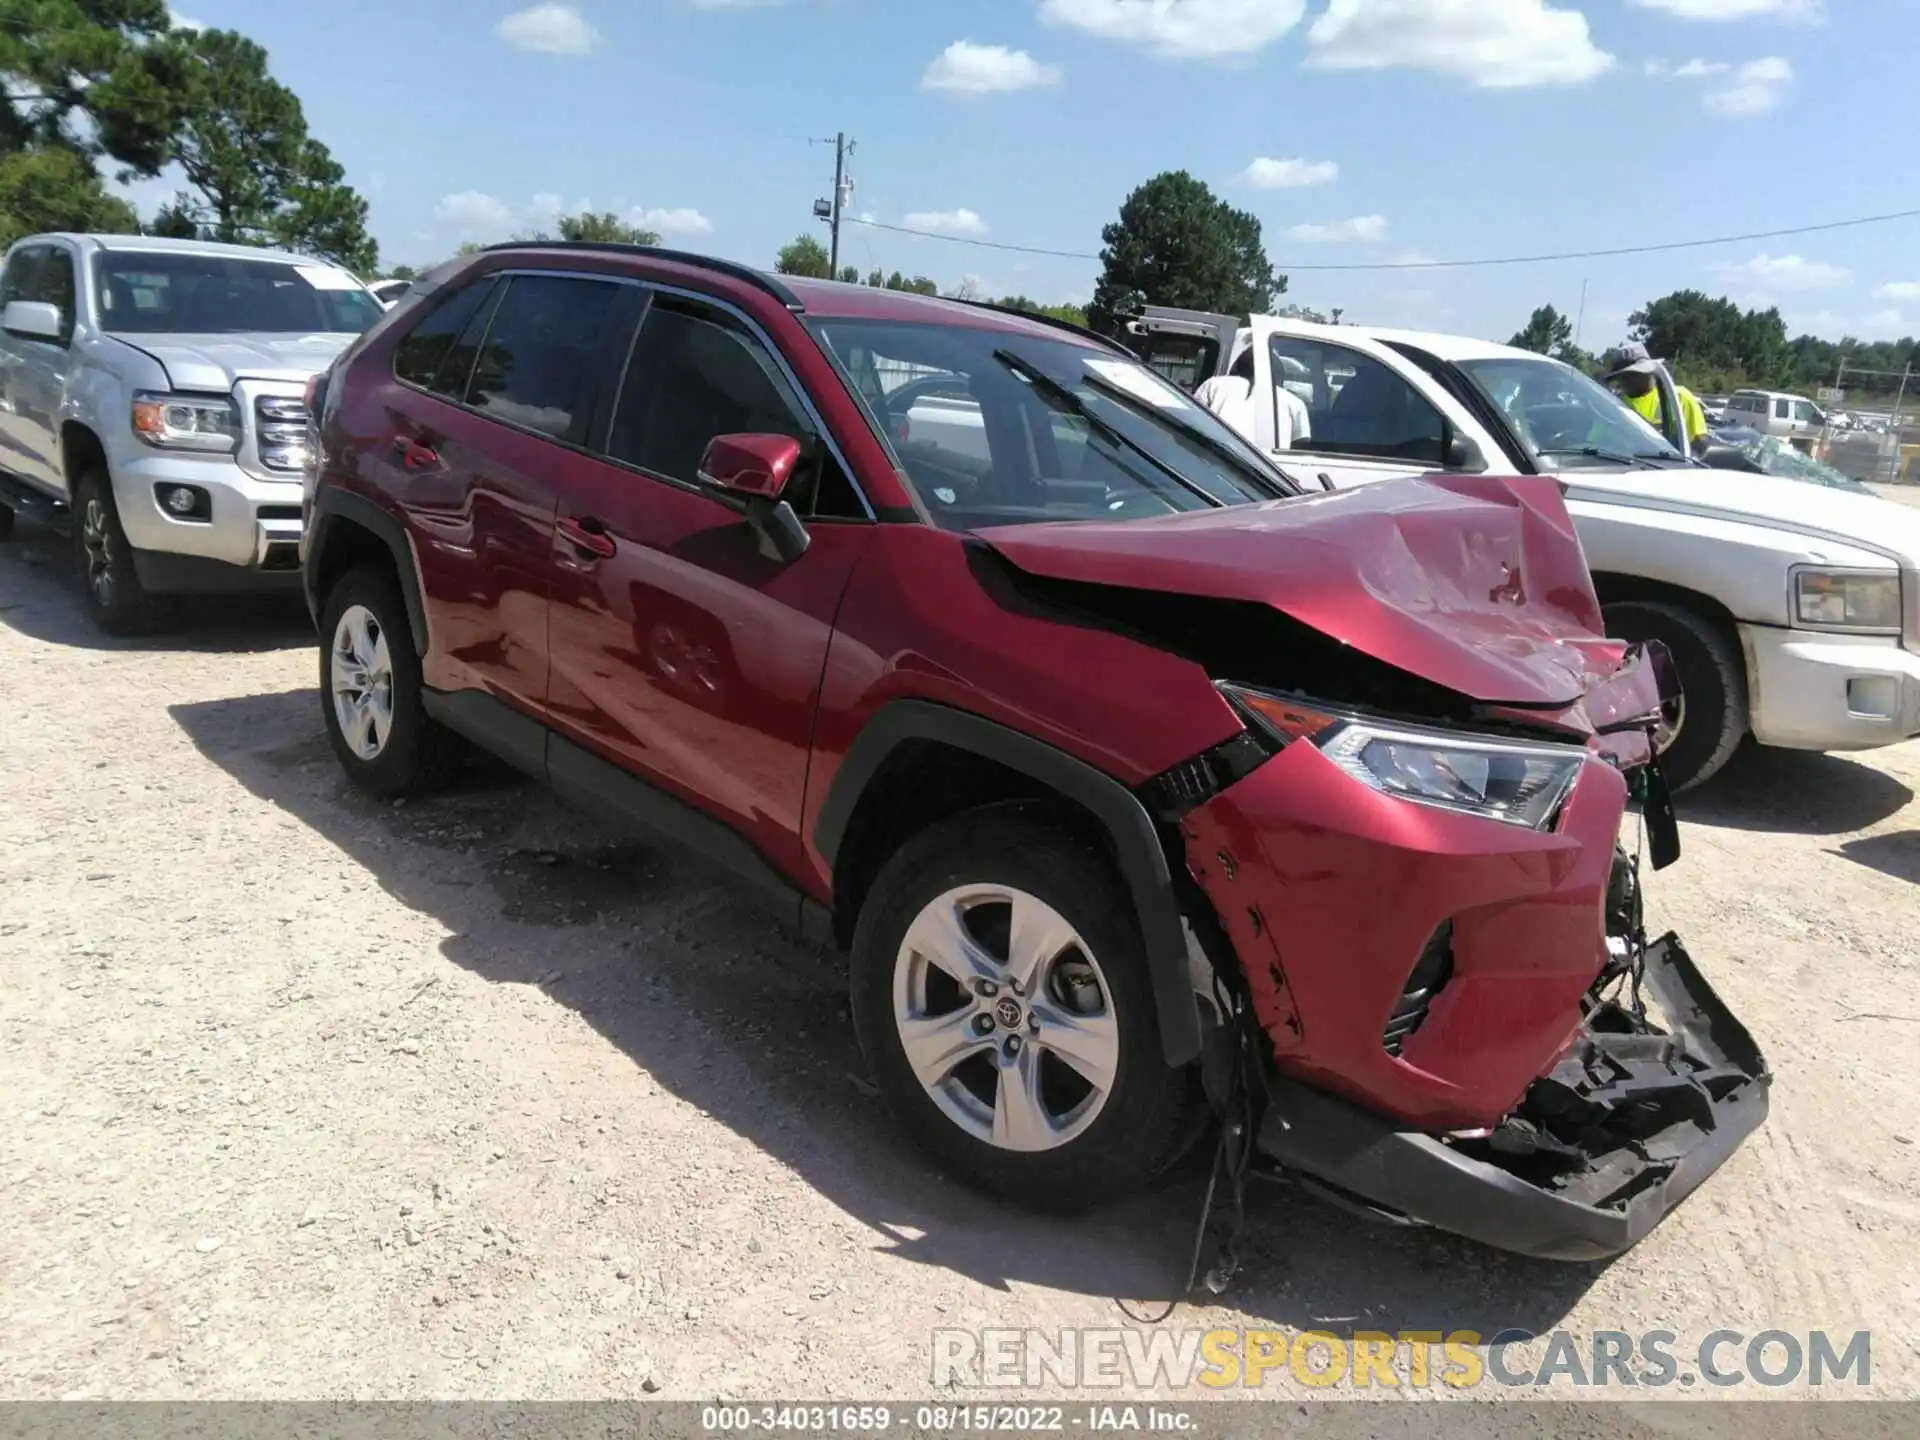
{"left": 479, "top": 240, "right": 803, "bottom": 312}
{"left": 957, "top": 299, "right": 1136, "bottom": 358}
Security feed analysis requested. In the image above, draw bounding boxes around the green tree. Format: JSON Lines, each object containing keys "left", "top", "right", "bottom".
{"left": 0, "top": 0, "right": 183, "bottom": 245}
{"left": 1088, "top": 171, "right": 1281, "bottom": 335}
{"left": 774, "top": 233, "right": 832, "bottom": 279}
{"left": 0, "top": 147, "right": 138, "bottom": 249}
{"left": 158, "top": 27, "right": 376, "bottom": 271}
{"left": 1510, "top": 304, "right": 1574, "bottom": 358}
{"left": 524, "top": 210, "right": 660, "bottom": 245}
{"left": 836, "top": 264, "right": 859, "bottom": 284}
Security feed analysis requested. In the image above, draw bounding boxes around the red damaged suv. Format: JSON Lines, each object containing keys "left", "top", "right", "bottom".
{"left": 301, "top": 244, "right": 1768, "bottom": 1261}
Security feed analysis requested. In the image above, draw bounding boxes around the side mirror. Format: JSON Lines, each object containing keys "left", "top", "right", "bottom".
{"left": 697, "top": 432, "right": 811, "bottom": 564}
{"left": 1443, "top": 431, "right": 1487, "bottom": 472}
{"left": 698, "top": 432, "right": 802, "bottom": 501}
{"left": 3, "top": 300, "right": 64, "bottom": 342}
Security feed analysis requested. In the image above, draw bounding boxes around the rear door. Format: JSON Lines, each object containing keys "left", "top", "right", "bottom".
{"left": 1132, "top": 307, "right": 1239, "bottom": 391}
{"left": 377, "top": 266, "right": 637, "bottom": 730}
{"left": 539, "top": 285, "right": 873, "bottom": 887}
{"left": 10, "top": 242, "right": 79, "bottom": 492}
{"left": 0, "top": 245, "right": 55, "bottom": 489}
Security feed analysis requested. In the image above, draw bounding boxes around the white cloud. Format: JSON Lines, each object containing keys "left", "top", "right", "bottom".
{"left": 901, "top": 208, "right": 988, "bottom": 237}
{"left": 1646, "top": 56, "right": 1730, "bottom": 77}
{"left": 1874, "top": 282, "right": 1920, "bottom": 302}
{"left": 1305, "top": 0, "right": 1614, "bottom": 89}
{"left": 496, "top": 3, "right": 601, "bottom": 55}
{"left": 1702, "top": 56, "right": 1792, "bottom": 116}
{"left": 433, "top": 190, "right": 517, "bottom": 235}
{"left": 630, "top": 205, "right": 713, "bottom": 237}
{"left": 1628, "top": 0, "right": 1821, "bottom": 20}
{"left": 1712, "top": 252, "right": 1848, "bottom": 291}
{"left": 922, "top": 40, "right": 1062, "bottom": 94}
{"left": 1858, "top": 309, "right": 1909, "bottom": 337}
{"left": 168, "top": 9, "right": 205, "bottom": 29}
{"left": 1038, "top": 0, "right": 1308, "bottom": 61}
{"left": 1286, "top": 214, "right": 1389, "bottom": 244}
{"left": 690, "top": 0, "right": 785, "bottom": 7}
{"left": 1240, "top": 156, "right": 1339, "bottom": 189}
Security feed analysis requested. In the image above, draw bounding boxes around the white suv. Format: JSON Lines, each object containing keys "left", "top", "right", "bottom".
{"left": 1138, "top": 310, "right": 1920, "bottom": 791}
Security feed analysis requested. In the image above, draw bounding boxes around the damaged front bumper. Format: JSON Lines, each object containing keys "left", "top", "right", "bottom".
{"left": 1253, "top": 933, "right": 1771, "bottom": 1261}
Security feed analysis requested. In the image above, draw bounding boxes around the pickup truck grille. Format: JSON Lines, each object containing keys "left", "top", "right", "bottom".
{"left": 254, "top": 395, "right": 311, "bottom": 474}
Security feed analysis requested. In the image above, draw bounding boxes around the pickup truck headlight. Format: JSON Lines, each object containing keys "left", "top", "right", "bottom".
{"left": 1792, "top": 568, "right": 1901, "bottom": 632}
{"left": 1220, "top": 684, "right": 1587, "bottom": 830}
{"left": 131, "top": 392, "right": 239, "bottom": 453}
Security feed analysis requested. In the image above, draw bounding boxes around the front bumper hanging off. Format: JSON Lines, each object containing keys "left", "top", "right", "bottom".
{"left": 1255, "top": 934, "right": 1770, "bottom": 1261}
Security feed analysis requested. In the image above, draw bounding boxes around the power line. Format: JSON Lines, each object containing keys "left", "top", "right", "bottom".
{"left": 849, "top": 206, "right": 1920, "bottom": 272}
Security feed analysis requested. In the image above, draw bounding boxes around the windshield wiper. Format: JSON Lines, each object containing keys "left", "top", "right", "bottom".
{"left": 991, "top": 349, "right": 1223, "bottom": 509}
{"left": 1076, "top": 370, "right": 1292, "bottom": 500}
{"left": 1535, "top": 445, "right": 1665, "bottom": 470}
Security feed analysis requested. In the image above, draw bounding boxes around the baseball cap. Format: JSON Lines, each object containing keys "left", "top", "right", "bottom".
{"left": 1603, "top": 342, "right": 1661, "bottom": 379}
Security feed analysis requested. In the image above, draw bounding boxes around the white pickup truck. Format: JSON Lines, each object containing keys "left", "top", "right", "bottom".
{"left": 1133, "top": 309, "right": 1920, "bottom": 791}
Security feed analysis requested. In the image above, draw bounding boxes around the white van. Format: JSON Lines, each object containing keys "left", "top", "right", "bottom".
{"left": 1725, "top": 388, "right": 1824, "bottom": 441}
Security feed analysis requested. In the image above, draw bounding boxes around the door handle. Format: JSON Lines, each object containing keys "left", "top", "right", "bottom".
{"left": 558, "top": 515, "right": 616, "bottom": 559}
{"left": 392, "top": 435, "right": 440, "bottom": 470}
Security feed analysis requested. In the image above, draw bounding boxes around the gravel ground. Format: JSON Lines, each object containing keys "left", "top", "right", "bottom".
{"left": 3, "top": 509, "right": 1918, "bottom": 1406}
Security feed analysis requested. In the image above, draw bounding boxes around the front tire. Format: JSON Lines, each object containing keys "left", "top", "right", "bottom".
{"left": 72, "top": 468, "right": 160, "bottom": 635}
{"left": 319, "top": 567, "right": 459, "bottom": 798}
{"left": 1604, "top": 599, "right": 1747, "bottom": 792}
{"left": 849, "top": 809, "right": 1198, "bottom": 1213}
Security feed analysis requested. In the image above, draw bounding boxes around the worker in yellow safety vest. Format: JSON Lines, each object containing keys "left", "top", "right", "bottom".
{"left": 1603, "top": 342, "right": 1709, "bottom": 454}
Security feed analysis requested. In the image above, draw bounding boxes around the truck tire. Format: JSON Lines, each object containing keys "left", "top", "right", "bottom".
{"left": 72, "top": 468, "right": 161, "bottom": 635}
{"left": 318, "top": 565, "right": 461, "bottom": 798}
{"left": 1604, "top": 600, "right": 1747, "bottom": 793}
{"left": 849, "top": 808, "right": 1199, "bottom": 1214}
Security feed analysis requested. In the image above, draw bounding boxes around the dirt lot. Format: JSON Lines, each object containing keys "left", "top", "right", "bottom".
{"left": 3, "top": 508, "right": 1918, "bottom": 1406}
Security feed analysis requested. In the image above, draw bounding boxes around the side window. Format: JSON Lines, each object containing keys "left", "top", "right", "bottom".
{"left": 1, "top": 246, "right": 46, "bottom": 309}
{"left": 608, "top": 295, "right": 863, "bottom": 518}
{"left": 1272, "top": 336, "right": 1446, "bottom": 465}
{"left": 1774, "top": 398, "right": 1791, "bottom": 420}
{"left": 35, "top": 248, "right": 76, "bottom": 342}
{"left": 1791, "top": 400, "right": 1815, "bottom": 422}
{"left": 464, "top": 274, "right": 625, "bottom": 442}
{"left": 393, "top": 277, "right": 496, "bottom": 393}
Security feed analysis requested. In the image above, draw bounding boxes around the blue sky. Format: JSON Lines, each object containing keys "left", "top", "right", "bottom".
{"left": 146, "top": 0, "right": 1919, "bottom": 351}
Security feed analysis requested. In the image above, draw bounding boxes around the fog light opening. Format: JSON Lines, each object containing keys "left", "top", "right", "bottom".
{"left": 155, "top": 484, "right": 211, "bottom": 521}
{"left": 1383, "top": 920, "right": 1455, "bottom": 1057}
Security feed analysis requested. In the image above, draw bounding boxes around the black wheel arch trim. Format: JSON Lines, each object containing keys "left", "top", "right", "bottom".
{"left": 814, "top": 699, "right": 1201, "bottom": 1068}
{"left": 304, "top": 488, "right": 430, "bottom": 654}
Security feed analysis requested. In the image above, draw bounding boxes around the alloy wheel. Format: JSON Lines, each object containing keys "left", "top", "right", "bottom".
{"left": 892, "top": 884, "right": 1120, "bottom": 1153}
{"left": 81, "top": 497, "right": 113, "bottom": 605}
{"left": 330, "top": 604, "right": 396, "bottom": 761}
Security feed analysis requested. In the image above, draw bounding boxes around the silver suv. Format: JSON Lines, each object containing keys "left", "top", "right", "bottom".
{"left": 0, "top": 234, "right": 384, "bottom": 633}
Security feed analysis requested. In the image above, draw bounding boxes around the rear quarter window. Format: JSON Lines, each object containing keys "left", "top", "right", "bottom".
{"left": 393, "top": 277, "right": 498, "bottom": 394}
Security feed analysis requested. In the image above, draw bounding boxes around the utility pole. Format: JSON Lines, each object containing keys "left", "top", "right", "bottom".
{"left": 811, "top": 132, "right": 855, "bottom": 277}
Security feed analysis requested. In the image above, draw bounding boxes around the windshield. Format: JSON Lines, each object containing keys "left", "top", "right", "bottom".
{"left": 93, "top": 252, "right": 383, "bottom": 336}
{"left": 1714, "top": 428, "right": 1872, "bottom": 494}
{"left": 1457, "top": 356, "right": 1687, "bottom": 469}
{"left": 807, "top": 318, "right": 1292, "bottom": 529}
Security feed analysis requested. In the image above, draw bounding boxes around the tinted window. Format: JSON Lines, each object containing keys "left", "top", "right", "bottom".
{"left": 465, "top": 275, "right": 624, "bottom": 442}
{"left": 1272, "top": 337, "right": 1445, "bottom": 465}
{"left": 608, "top": 296, "right": 865, "bottom": 519}
{"left": 393, "top": 277, "right": 496, "bottom": 393}
{"left": 1, "top": 246, "right": 45, "bottom": 307}
{"left": 36, "top": 248, "right": 75, "bottom": 342}
{"left": 93, "top": 252, "right": 382, "bottom": 334}
{"left": 1774, "top": 398, "right": 1791, "bottom": 419}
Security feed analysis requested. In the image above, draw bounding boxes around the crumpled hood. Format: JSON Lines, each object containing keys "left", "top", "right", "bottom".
{"left": 977, "top": 473, "right": 1622, "bottom": 708}
{"left": 116, "top": 332, "right": 357, "bottom": 392}
{"left": 1564, "top": 466, "right": 1920, "bottom": 566}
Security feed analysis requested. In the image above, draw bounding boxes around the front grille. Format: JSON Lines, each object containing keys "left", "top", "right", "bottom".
{"left": 1383, "top": 921, "right": 1454, "bottom": 1056}
{"left": 254, "top": 395, "right": 311, "bottom": 473}
{"left": 256, "top": 504, "right": 302, "bottom": 521}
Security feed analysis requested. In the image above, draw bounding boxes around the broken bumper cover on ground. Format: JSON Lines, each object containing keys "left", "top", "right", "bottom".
{"left": 1255, "top": 934, "right": 1771, "bottom": 1261}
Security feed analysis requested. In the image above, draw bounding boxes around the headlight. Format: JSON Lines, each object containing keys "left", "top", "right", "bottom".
{"left": 1793, "top": 568, "right": 1901, "bottom": 632}
{"left": 131, "top": 391, "right": 239, "bottom": 452}
{"left": 1220, "top": 684, "right": 1587, "bottom": 831}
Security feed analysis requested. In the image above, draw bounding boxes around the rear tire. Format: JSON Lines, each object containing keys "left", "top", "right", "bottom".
{"left": 849, "top": 808, "right": 1199, "bottom": 1213}
{"left": 72, "top": 468, "right": 161, "bottom": 635}
{"left": 1604, "top": 599, "right": 1747, "bottom": 792}
{"left": 318, "top": 566, "right": 460, "bottom": 799}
